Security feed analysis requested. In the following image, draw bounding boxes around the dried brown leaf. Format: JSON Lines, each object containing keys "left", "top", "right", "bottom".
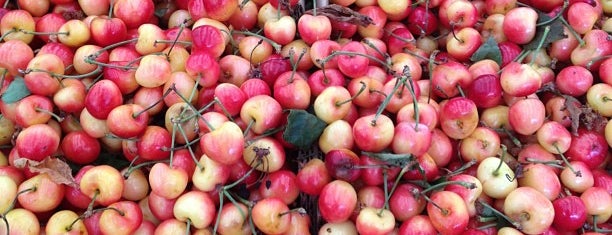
{"left": 13, "top": 157, "right": 78, "bottom": 187}
{"left": 563, "top": 95, "right": 583, "bottom": 136}
{"left": 304, "top": 4, "right": 373, "bottom": 27}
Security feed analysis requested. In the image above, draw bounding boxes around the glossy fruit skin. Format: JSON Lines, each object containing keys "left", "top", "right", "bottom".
{"left": 552, "top": 196, "right": 587, "bottom": 231}
{"left": 565, "top": 128, "right": 608, "bottom": 169}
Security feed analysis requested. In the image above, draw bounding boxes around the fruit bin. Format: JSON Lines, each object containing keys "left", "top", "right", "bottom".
{"left": 0, "top": 0, "right": 611, "bottom": 234}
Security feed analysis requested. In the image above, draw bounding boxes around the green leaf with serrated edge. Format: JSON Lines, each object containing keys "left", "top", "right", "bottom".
{"left": 523, "top": 12, "right": 566, "bottom": 51}
{"left": 470, "top": 36, "right": 502, "bottom": 66}
{"left": 282, "top": 109, "right": 327, "bottom": 150}
{"left": 362, "top": 152, "right": 415, "bottom": 168}
{"left": 1, "top": 77, "right": 30, "bottom": 104}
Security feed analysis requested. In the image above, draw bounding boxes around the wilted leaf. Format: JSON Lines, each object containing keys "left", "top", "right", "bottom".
{"left": 523, "top": 12, "right": 566, "bottom": 51}
{"left": 1, "top": 77, "right": 30, "bottom": 104}
{"left": 563, "top": 95, "right": 583, "bottom": 136}
{"left": 13, "top": 157, "right": 78, "bottom": 187}
{"left": 362, "top": 152, "right": 416, "bottom": 168}
{"left": 470, "top": 36, "right": 502, "bottom": 66}
{"left": 283, "top": 109, "right": 327, "bottom": 150}
{"left": 304, "top": 4, "right": 373, "bottom": 27}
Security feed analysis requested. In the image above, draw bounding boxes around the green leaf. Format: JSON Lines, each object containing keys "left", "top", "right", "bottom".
{"left": 362, "top": 152, "right": 416, "bottom": 168}
{"left": 523, "top": 12, "right": 567, "bottom": 51}
{"left": 470, "top": 36, "right": 502, "bottom": 66}
{"left": 1, "top": 77, "right": 30, "bottom": 104}
{"left": 282, "top": 109, "right": 327, "bottom": 150}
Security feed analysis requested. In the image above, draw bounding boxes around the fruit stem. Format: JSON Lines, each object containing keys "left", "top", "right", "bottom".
{"left": 559, "top": 17, "right": 585, "bottom": 46}
{"left": 154, "top": 40, "right": 192, "bottom": 45}
{"left": 279, "top": 207, "right": 307, "bottom": 217}
{"left": 477, "top": 200, "right": 522, "bottom": 230}
{"left": 0, "top": 28, "right": 15, "bottom": 42}
{"left": 318, "top": 50, "right": 393, "bottom": 72}
{"left": 476, "top": 222, "right": 498, "bottom": 230}
{"left": 586, "top": 55, "right": 612, "bottom": 70}
{"left": 499, "top": 128, "right": 522, "bottom": 149}
{"left": 524, "top": 158, "right": 565, "bottom": 169}
{"left": 168, "top": 121, "right": 178, "bottom": 168}
{"left": 493, "top": 144, "right": 507, "bottom": 177}
{"left": 385, "top": 28, "right": 416, "bottom": 44}
{"left": 132, "top": 85, "right": 175, "bottom": 118}
{"left": 403, "top": 73, "right": 421, "bottom": 130}
{"left": 420, "top": 180, "right": 476, "bottom": 195}
{"left": 362, "top": 38, "right": 389, "bottom": 59}
{"left": 2, "top": 0, "right": 8, "bottom": 8}
{"left": 224, "top": 191, "right": 248, "bottom": 219}
{"left": 231, "top": 29, "right": 282, "bottom": 53}
{"left": 513, "top": 50, "right": 531, "bottom": 64}
{"left": 536, "top": 0, "right": 568, "bottom": 27}
{"left": 276, "top": 0, "right": 282, "bottom": 19}
{"left": 108, "top": 0, "right": 114, "bottom": 18}
{"left": 445, "top": 159, "right": 477, "bottom": 177}
{"left": 244, "top": 126, "right": 284, "bottom": 145}
{"left": 381, "top": 169, "right": 390, "bottom": 213}
{"left": 224, "top": 163, "right": 258, "bottom": 190}
{"left": 372, "top": 66, "right": 410, "bottom": 125}
{"left": 336, "top": 81, "right": 366, "bottom": 106}
{"left": 287, "top": 48, "right": 307, "bottom": 83}
{"left": 35, "top": 108, "right": 64, "bottom": 122}
{"left": 553, "top": 143, "right": 581, "bottom": 177}
{"left": 122, "top": 160, "right": 168, "bottom": 179}
{"left": 212, "top": 190, "right": 225, "bottom": 235}
{"left": 420, "top": 193, "right": 449, "bottom": 215}
{"left": 313, "top": 0, "right": 317, "bottom": 16}
{"left": 478, "top": 216, "right": 498, "bottom": 223}
{"left": 61, "top": 67, "right": 103, "bottom": 79}
{"left": 1, "top": 215, "right": 8, "bottom": 235}
{"left": 84, "top": 58, "right": 137, "bottom": 70}
{"left": 456, "top": 84, "right": 465, "bottom": 98}
{"left": 1, "top": 187, "right": 35, "bottom": 215}
{"left": 385, "top": 165, "right": 410, "bottom": 204}
{"left": 243, "top": 119, "right": 255, "bottom": 137}
{"left": 18, "top": 29, "right": 68, "bottom": 36}
{"left": 402, "top": 48, "right": 442, "bottom": 65}
{"left": 450, "top": 25, "right": 464, "bottom": 44}
{"left": 185, "top": 219, "right": 191, "bottom": 235}
{"left": 213, "top": 97, "right": 235, "bottom": 122}
{"left": 176, "top": 124, "right": 204, "bottom": 170}
{"left": 164, "top": 20, "right": 188, "bottom": 58}
{"left": 529, "top": 26, "right": 550, "bottom": 67}
{"left": 591, "top": 215, "right": 612, "bottom": 233}
{"left": 93, "top": 38, "right": 139, "bottom": 58}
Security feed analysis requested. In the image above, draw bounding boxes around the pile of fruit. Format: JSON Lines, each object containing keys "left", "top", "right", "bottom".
{"left": 0, "top": 0, "right": 611, "bottom": 234}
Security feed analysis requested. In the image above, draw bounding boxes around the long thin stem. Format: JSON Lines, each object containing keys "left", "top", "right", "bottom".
{"left": 554, "top": 144, "right": 581, "bottom": 177}
{"left": 336, "top": 81, "right": 366, "bottom": 106}
{"left": 420, "top": 180, "right": 476, "bottom": 195}
{"left": 529, "top": 26, "right": 550, "bottom": 67}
